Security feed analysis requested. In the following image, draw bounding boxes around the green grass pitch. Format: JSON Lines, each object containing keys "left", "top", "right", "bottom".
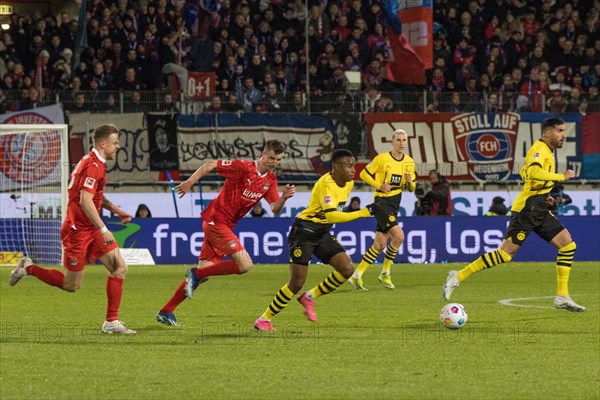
{"left": 1, "top": 262, "right": 598, "bottom": 399}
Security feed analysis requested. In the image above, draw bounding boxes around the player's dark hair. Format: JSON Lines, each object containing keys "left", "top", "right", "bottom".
{"left": 541, "top": 117, "right": 564, "bottom": 134}
{"left": 332, "top": 149, "right": 354, "bottom": 163}
{"left": 264, "top": 139, "right": 286, "bottom": 154}
{"left": 93, "top": 124, "right": 118, "bottom": 143}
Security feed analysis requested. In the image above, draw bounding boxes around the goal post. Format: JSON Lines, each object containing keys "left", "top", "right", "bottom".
{"left": 0, "top": 124, "right": 69, "bottom": 266}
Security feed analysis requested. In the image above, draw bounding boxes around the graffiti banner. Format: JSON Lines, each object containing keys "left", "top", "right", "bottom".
{"left": 365, "top": 112, "right": 582, "bottom": 181}
{"left": 69, "top": 112, "right": 159, "bottom": 183}
{"left": 177, "top": 113, "right": 337, "bottom": 178}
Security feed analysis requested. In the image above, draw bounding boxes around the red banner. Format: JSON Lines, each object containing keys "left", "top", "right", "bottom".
{"left": 171, "top": 71, "right": 216, "bottom": 101}
{"left": 365, "top": 112, "right": 584, "bottom": 182}
{"left": 398, "top": 6, "right": 433, "bottom": 70}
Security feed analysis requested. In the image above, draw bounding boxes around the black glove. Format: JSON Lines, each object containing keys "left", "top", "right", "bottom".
{"left": 365, "top": 203, "right": 380, "bottom": 215}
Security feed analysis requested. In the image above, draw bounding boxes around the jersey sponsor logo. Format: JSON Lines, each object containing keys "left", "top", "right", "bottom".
{"left": 390, "top": 174, "right": 403, "bottom": 186}
{"left": 324, "top": 195, "right": 333, "bottom": 205}
{"left": 0, "top": 112, "right": 61, "bottom": 184}
{"left": 83, "top": 176, "right": 96, "bottom": 189}
{"left": 242, "top": 188, "right": 263, "bottom": 200}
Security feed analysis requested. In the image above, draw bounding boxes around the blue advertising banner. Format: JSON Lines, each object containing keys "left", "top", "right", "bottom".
{"left": 112, "top": 217, "right": 598, "bottom": 264}
{"left": 4, "top": 217, "right": 597, "bottom": 265}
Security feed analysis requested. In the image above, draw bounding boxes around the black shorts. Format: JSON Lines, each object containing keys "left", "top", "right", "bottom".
{"left": 373, "top": 202, "right": 399, "bottom": 234}
{"left": 288, "top": 219, "right": 346, "bottom": 266}
{"left": 504, "top": 194, "right": 565, "bottom": 245}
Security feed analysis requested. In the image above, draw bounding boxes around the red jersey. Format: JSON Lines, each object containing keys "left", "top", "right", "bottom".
{"left": 201, "top": 160, "right": 280, "bottom": 228}
{"left": 65, "top": 149, "right": 107, "bottom": 230}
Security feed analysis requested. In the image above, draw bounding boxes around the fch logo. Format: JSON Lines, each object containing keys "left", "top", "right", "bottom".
{"left": 452, "top": 112, "right": 519, "bottom": 181}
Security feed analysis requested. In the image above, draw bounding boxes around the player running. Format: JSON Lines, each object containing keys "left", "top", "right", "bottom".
{"left": 9, "top": 124, "right": 136, "bottom": 334}
{"left": 443, "top": 117, "right": 585, "bottom": 312}
{"left": 348, "top": 129, "right": 416, "bottom": 290}
{"left": 156, "top": 139, "right": 295, "bottom": 326}
{"left": 255, "top": 149, "right": 379, "bottom": 331}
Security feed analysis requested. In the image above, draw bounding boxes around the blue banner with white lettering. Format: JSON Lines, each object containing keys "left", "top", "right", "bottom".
{"left": 113, "top": 217, "right": 597, "bottom": 264}
{"left": 3, "top": 217, "right": 598, "bottom": 264}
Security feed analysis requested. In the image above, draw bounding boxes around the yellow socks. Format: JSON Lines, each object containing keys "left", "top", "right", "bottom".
{"left": 261, "top": 284, "right": 294, "bottom": 321}
{"left": 381, "top": 244, "right": 398, "bottom": 275}
{"left": 556, "top": 242, "right": 576, "bottom": 296}
{"left": 353, "top": 246, "right": 381, "bottom": 279}
{"left": 307, "top": 270, "right": 346, "bottom": 299}
{"left": 458, "top": 248, "right": 512, "bottom": 281}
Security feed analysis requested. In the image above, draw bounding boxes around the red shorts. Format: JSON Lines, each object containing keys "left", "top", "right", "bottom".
{"left": 61, "top": 223, "right": 118, "bottom": 271}
{"left": 198, "top": 220, "right": 244, "bottom": 263}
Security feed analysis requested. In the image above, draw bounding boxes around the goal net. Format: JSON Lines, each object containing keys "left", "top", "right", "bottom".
{"left": 0, "top": 124, "right": 69, "bottom": 266}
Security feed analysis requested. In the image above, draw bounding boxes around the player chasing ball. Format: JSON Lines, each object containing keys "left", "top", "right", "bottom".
{"left": 156, "top": 139, "right": 296, "bottom": 326}
{"left": 443, "top": 117, "right": 585, "bottom": 312}
{"left": 254, "top": 149, "right": 380, "bottom": 331}
{"left": 9, "top": 124, "right": 137, "bottom": 334}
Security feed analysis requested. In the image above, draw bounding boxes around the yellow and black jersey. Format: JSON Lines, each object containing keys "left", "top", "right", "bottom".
{"left": 361, "top": 152, "right": 416, "bottom": 209}
{"left": 512, "top": 139, "right": 564, "bottom": 212}
{"left": 297, "top": 172, "right": 353, "bottom": 225}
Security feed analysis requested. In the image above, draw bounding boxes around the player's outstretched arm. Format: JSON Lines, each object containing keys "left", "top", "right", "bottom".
{"left": 324, "top": 203, "right": 379, "bottom": 224}
{"left": 102, "top": 196, "right": 132, "bottom": 223}
{"left": 176, "top": 160, "right": 218, "bottom": 197}
{"left": 527, "top": 164, "right": 575, "bottom": 182}
{"left": 270, "top": 184, "right": 296, "bottom": 215}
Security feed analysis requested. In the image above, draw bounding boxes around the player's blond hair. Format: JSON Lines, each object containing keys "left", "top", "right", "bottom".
{"left": 93, "top": 124, "right": 119, "bottom": 144}
{"left": 393, "top": 129, "right": 407, "bottom": 139}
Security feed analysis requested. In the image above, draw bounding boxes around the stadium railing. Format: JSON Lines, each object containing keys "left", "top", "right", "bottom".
{"left": 2, "top": 89, "right": 599, "bottom": 116}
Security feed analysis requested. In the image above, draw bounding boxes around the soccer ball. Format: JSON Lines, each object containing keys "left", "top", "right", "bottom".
{"left": 440, "top": 303, "right": 468, "bottom": 329}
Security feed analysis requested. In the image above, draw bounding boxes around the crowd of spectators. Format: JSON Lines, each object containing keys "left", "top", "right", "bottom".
{"left": 432, "top": 0, "right": 600, "bottom": 113}
{"left": 0, "top": 0, "right": 599, "bottom": 115}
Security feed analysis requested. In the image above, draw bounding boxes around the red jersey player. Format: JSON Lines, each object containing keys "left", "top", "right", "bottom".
{"left": 9, "top": 124, "right": 136, "bottom": 334}
{"left": 156, "top": 139, "right": 296, "bottom": 326}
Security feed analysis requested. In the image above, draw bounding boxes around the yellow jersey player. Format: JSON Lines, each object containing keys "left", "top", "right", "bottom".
{"left": 348, "top": 129, "right": 416, "bottom": 290}
{"left": 254, "top": 149, "right": 379, "bottom": 331}
{"left": 443, "top": 117, "right": 584, "bottom": 312}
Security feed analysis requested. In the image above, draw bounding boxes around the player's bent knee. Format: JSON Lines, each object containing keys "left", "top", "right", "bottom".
{"left": 62, "top": 283, "right": 80, "bottom": 292}
{"left": 111, "top": 263, "right": 128, "bottom": 279}
{"left": 373, "top": 242, "right": 386, "bottom": 252}
{"left": 238, "top": 261, "right": 253, "bottom": 273}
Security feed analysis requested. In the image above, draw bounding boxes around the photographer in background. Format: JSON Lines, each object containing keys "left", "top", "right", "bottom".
{"left": 548, "top": 183, "right": 572, "bottom": 215}
{"left": 485, "top": 196, "right": 509, "bottom": 216}
{"left": 423, "top": 170, "right": 452, "bottom": 216}
{"left": 414, "top": 181, "right": 433, "bottom": 216}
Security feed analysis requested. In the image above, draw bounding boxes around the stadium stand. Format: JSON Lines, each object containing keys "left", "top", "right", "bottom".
{"left": 0, "top": 0, "right": 599, "bottom": 119}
